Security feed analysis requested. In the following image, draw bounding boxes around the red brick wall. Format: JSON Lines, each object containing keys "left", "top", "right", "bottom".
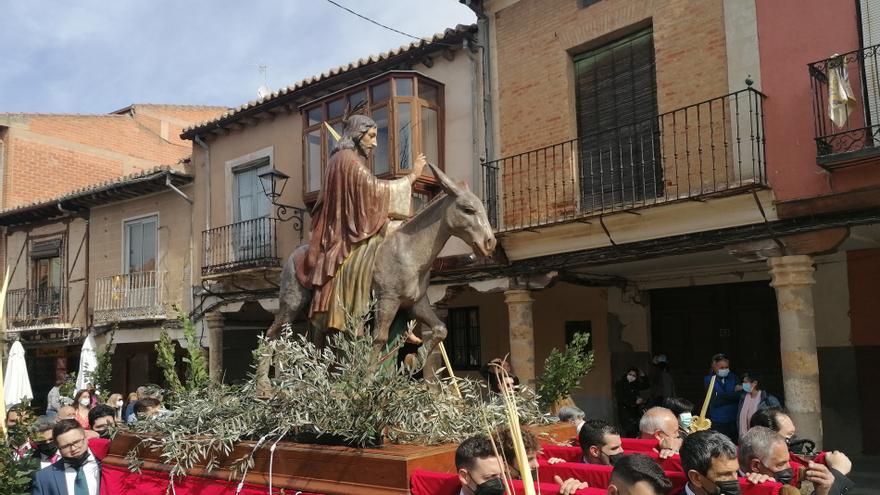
{"left": 491, "top": 0, "right": 730, "bottom": 227}
{"left": 24, "top": 115, "right": 188, "bottom": 165}
{"left": 493, "top": 0, "right": 729, "bottom": 157}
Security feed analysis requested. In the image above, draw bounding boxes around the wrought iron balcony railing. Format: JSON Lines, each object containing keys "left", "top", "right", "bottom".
{"left": 808, "top": 44, "right": 880, "bottom": 164}
{"left": 482, "top": 88, "right": 767, "bottom": 232}
{"left": 6, "top": 287, "right": 67, "bottom": 327}
{"left": 93, "top": 271, "right": 166, "bottom": 323}
{"left": 202, "top": 217, "right": 279, "bottom": 276}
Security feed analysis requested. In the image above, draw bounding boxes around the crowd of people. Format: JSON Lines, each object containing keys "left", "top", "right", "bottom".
{"left": 3, "top": 383, "right": 169, "bottom": 495}
{"left": 453, "top": 352, "right": 856, "bottom": 495}
{"left": 5, "top": 352, "right": 858, "bottom": 495}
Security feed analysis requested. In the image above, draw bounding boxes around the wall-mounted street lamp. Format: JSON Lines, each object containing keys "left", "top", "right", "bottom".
{"left": 258, "top": 169, "right": 306, "bottom": 240}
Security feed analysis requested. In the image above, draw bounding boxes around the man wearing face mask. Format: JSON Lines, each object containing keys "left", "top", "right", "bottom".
{"left": 704, "top": 354, "right": 741, "bottom": 442}
{"left": 29, "top": 416, "right": 60, "bottom": 469}
{"left": 681, "top": 430, "right": 774, "bottom": 495}
{"left": 578, "top": 419, "right": 625, "bottom": 466}
{"left": 740, "top": 427, "right": 841, "bottom": 495}
{"left": 607, "top": 454, "right": 673, "bottom": 495}
{"left": 639, "top": 407, "right": 683, "bottom": 459}
{"left": 32, "top": 419, "right": 100, "bottom": 495}
{"left": 86, "top": 405, "right": 117, "bottom": 440}
{"left": 455, "top": 435, "right": 505, "bottom": 495}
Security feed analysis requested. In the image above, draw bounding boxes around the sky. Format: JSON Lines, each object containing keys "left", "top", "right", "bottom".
{"left": 0, "top": 1, "right": 476, "bottom": 114}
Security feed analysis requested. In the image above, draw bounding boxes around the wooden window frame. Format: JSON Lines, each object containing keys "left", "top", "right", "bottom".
{"left": 447, "top": 306, "right": 481, "bottom": 370}
{"left": 301, "top": 71, "right": 445, "bottom": 205}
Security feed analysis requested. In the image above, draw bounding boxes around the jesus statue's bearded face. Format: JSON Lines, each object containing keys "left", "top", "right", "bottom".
{"left": 359, "top": 126, "right": 378, "bottom": 156}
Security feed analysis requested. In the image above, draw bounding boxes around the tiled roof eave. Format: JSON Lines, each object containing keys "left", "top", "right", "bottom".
{"left": 181, "top": 24, "right": 477, "bottom": 140}
{"left": 0, "top": 167, "right": 192, "bottom": 226}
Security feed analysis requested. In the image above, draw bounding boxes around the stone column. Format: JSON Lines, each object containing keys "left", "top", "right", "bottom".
{"left": 204, "top": 311, "right": 224, "bottom": 384}
{"left": 504, "top": 289, "right": 536, "bottom": 385}
{"left": 768, "top": 255, "right": 822, "bottom": 446}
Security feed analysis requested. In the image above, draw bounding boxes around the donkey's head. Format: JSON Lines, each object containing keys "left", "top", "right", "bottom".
{"left": 429, "top": 163, "right": 497, "bottom": 257}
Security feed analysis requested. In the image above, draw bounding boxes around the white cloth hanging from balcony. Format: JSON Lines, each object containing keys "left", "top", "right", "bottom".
{"left": 3, "top": 341, "right": 33, "bottom": 408}
{"left": 829, "top": 54, "right": 856, "bottom": 128}
{"left": 75, "top": 333, "right": 98, "bottom": 391}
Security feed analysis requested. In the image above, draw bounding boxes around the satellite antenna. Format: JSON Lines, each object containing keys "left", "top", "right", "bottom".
{"left": 257, "top": 64, "right": 271, "bottom": 100}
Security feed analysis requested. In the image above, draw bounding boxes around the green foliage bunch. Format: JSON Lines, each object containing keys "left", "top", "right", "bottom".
{"left": 154, "top": 312, "right": 210, "bottom": 404}
{"left": 129, "top": 309, "right": 550, "bottom": 480}
{"left": 86, "top": 331, "right": 115, "bottom": 402}
{"left": 58, "top": 372, "right": 77, "bottom": 405}
{"left": 536, "top": 331, "right": 594, "bottom": 411}
{"left": 1, "top": 401, "right": 39, "bottom": 495}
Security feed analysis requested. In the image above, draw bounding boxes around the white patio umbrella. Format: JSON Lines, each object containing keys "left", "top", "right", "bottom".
{"left": 75, "top": 333, "right": 98, "bottom": 392}
{"left": 3, "top": 340, "right": 33, "bottom": 409}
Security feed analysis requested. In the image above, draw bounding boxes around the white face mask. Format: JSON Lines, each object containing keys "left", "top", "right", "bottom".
{"left": 79, "top": 398, "right": 90, "bottom": 407}
{"left": 626, "top": 374, "right": 637, "bottom": 383}
{"left": 679, "top": 412, "right": 693, "bottom": 429}
{"left": 116, "top": 400, "right": 124, "bottom": 408}
{"left": 717, "top": 369, "right": 730, "bottom": 378}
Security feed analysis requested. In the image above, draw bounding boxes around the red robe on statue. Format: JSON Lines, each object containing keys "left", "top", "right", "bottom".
{"left": 296, "top": 147, "right": 391, "bottom": 325}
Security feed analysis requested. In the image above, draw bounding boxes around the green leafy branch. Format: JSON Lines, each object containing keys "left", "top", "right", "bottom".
{"left": 536, "top": 331, "right": 594, "bottom": 411}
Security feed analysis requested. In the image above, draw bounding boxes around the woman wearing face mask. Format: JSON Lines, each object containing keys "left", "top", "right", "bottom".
{"left": 72, "top": 389, "right": 94, "bottom": 429}
{"left": 663, "top": 396, "right": 695, "bottom": 438}
{"left": 704, "top": 353, "right": 741, "bottom": 442}
{"left": 106, "top": 393, "right": 124, "bottom": 422}
{"left": 735, "top": 372, "right": 780, "bottom": 440}
{"left": 616, "top": 366, "right": 650, "bottom": 438}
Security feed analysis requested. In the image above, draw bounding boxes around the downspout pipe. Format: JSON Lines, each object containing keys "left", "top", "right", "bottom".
{"left": 193, "top": 135, "right": 210, "bottom": 230}
{"left": 192, "top": 134, "right": 210, "bottom": 343}
{"left": 165, "top": 175, "right": 193, "bottom": 204}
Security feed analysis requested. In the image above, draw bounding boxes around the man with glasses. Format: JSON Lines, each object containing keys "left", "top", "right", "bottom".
{"left": 639, "top": 407, "right": 683, "bottom": 459}
{"left": 32, "top": 419, "right": 99, "bottom": 495}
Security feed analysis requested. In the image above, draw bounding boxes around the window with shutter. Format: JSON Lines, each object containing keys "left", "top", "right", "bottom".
{"left": 574, "top": 28, "right": 662, "bottom": 211}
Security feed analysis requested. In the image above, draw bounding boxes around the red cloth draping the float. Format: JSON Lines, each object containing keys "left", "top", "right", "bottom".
{"left": 538, "top": 444, "right": 683, "bottom": 472}
{"left": 99, "top": 463, "right": 324, "bottom": 495}
{"left": 409, "top": 469, "right": 603, "bottom": 495}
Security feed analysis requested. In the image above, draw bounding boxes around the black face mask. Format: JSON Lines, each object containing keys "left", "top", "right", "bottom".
{"left": 712, "top": 479, "right": 741, "bottom": 495}
{"left": 96, "top": 429, "right": 112, "bottom": 439}
{"left": 472, "top": 477, "right": 505, "bottom": 495}
{"left": 62, "top": 450, "right": 90, "bottom": 469}
{"left": 608, "top": 452, "right": 625, "bottom": 466}
{"left": 787, "top": 436, "right": 817, "bottom": 456}
{"left": 772, "top": 468, "right": 794, "bottom": 485}
{"left": 34, "top": 442, "right": 57, "bottom": 458}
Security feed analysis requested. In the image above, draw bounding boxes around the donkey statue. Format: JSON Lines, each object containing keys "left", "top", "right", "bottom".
{"left": 265, "top": 163, "right": 497, "bottom": 354}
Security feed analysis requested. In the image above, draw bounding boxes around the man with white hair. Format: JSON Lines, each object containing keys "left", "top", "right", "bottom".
{"left": 739, "top": 426, "right": 848, "bottom": 495}
{"left": 639, "top": 407, "right": 683, "bottom": 459}
{"left": 557, "top": 406, "right": 586, "bottom": 434}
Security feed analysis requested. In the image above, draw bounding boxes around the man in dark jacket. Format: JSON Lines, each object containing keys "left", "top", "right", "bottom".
{"left": 736, "top": 371, "right": 781, "bottom": 439}
{"left": 704, "top": 353, "right": 741, "bottom": 442}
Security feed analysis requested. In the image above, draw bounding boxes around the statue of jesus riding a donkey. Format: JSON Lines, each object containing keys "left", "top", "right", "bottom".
{"left": 256, "top": 106, "right": 497, "bottom": 388}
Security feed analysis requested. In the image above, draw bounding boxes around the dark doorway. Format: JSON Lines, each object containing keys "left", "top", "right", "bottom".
{"left": 650, "top": 281, "right": 782, "bottom": 411}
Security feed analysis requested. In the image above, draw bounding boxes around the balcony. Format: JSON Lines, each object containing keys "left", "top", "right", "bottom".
{"left": 809, "top": 44, "right": 880, "bottom": 168}
{"left": 202, "top": 217, "right": 279, "bottom": 276}
{"left": 93, "top": 271, "right": 166, "bottom": 323}
{"left": 482, "top": 88, "right": 768, "bottom": 232}
{"left": 6, "top": 287, "right": 68, "bottom": 328}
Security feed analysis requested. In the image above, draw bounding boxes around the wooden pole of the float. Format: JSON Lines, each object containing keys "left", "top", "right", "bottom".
{"left": 437, "top": 342, "right": 462, "bottom": 399}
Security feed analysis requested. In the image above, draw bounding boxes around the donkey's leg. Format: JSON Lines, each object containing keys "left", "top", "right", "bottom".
{"left": 409, "top": 295, "right": 448, "bottom": 348}
{"left": 372, "top": 296, "right": 400, "bottom": 349}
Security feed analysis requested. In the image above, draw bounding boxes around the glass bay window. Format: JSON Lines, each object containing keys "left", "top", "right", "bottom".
{"left": 301, "top": 71, "right": 444, "bottom": 203}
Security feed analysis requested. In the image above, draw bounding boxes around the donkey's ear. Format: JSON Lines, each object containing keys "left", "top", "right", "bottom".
{"left": 428, "top": 163, "right": 461, "bottom": 197}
